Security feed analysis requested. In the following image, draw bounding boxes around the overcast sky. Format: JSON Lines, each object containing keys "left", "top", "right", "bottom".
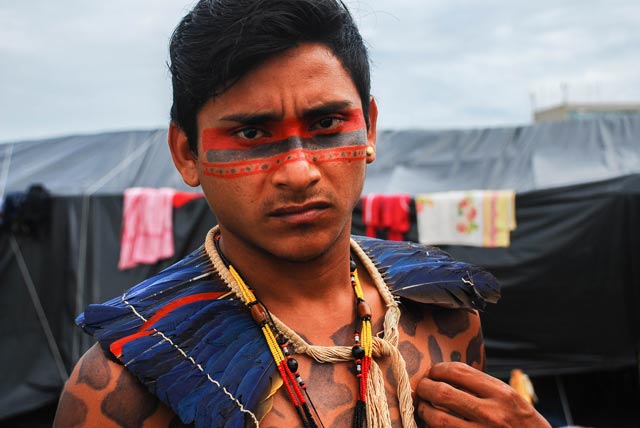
{"left": 1, "top": 0, "right": 639, "bottom": 143}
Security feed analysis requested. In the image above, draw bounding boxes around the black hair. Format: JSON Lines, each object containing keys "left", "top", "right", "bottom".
{"left": 169, "top": 0, "right": 371, "bottom": 154}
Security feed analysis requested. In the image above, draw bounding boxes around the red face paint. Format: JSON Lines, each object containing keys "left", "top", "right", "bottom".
{"left": 200, "top": 108, "right": 367, "bottom": 178}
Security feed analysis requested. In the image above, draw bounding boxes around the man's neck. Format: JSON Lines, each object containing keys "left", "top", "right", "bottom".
{"left": 217, "top": 228, "right": 354, "bottom": 305}
{"left": 216, "top": 227, "right": 359, "bottom": 344}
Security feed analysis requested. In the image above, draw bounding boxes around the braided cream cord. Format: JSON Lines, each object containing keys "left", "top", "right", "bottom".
{"left": 350, "top": 237, "right": 417, "bottom": 428}
{"left": 367, "top": 360, "right": 393, "bottom": 426}
{"left": 205, "top": 227, "right": 248, "bottom": 303}
{"left": 204, "top": 227, "right": 417, "bottom": 428}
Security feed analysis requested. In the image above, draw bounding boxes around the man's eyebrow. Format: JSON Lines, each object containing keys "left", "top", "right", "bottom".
{"left": 302, "top": 101, "right": 355, "bottom": 120}
{"left": 219, "top": 112, "right": 282, "bottom": 124}
{"left": 218, "top": 101, "right": 355, "bottom": 124}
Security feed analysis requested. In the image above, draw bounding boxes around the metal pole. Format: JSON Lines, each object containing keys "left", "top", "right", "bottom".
{"left": 11, "top": 236, "right": 69, "bottom": 382}
{"left": 555, "top": 375, "right": 573, "bottom": 426}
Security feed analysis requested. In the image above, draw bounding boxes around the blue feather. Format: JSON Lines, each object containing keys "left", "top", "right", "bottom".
{"left": 354, "top": 235, "right": 500, "bottom": 309}
{"left": 169, "top": 368, "right": 204, "bottom": 409}
{"left": 176, "top": 377, "right": 210, "bottom": 422}
{"left": 77, "top": 305, "right": 130, "bottom": 336}
{"left": 237, "top": 351, "right": 275, "bottom": 405}
{"left": 243, "top": 347, "right": 276, "bottom": 404}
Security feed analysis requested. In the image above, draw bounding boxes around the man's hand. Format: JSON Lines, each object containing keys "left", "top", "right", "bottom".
{"left": 416, "top": 362, "right": 551, "bottom": 428}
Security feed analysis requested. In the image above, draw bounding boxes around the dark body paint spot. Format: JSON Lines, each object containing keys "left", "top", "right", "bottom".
{"left": 101, "top": 370, "right": 158, "bottom": 428}
{"left": 432, "top": 306, "right": 470, "bottom": 339}
{"left": 309, "top": 363, "right": 352, "bottom": 409}
{"left": 77, "top": 349, "right": 111, "bottom": 390}
{"left": 466, "top": 329, "right": 484, "bottom": 368}
{"left": 398, "top": 340, "right": 423, "bottom": 377}
{"left": 428, "top": 335, "right": 443, "bottom": 364}
{"left": 398, "top": 300, "right": 425, "bottom": 337}
{"left": 56, "top": 391, "right": 87, "bottom": 428}
{"left": 333, "top": 407, "right": 353, "bottom": 427}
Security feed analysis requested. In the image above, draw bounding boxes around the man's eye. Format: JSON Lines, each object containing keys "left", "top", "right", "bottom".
{"left": 236, "top": 128, "right": 266, "bottom": 140}
{"left": 311, "top": 117, "right": 343, "bottom": 131}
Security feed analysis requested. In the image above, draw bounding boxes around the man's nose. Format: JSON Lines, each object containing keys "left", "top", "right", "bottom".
{"left": 271, "top": 141, "right": 321, "bottom": 190}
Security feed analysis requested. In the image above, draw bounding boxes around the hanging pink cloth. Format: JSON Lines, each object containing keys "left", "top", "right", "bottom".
{"left": 362, "top": 194, "right": 381, "bottom": 238}
{"left": 118, "top": 188, "right": 177, "bottom": 270}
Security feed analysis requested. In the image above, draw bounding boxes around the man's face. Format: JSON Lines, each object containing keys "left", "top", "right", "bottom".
{"left": 191, "top": 43, "right": 376, "bottom": 262}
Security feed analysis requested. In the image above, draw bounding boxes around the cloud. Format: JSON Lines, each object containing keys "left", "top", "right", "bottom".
{"left": 1, "top": 0, "right": 639, "bottom": 142}
{"left": 351, "top": 0, "right": 640, "bottom": 129}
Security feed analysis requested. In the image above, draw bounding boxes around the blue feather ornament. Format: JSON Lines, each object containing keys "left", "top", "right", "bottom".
{"left": 353, "top": 236, "right": 500, "bottom": 310}
{"left": 77, "top": 246, "right": 275, "bottom": 428}
{"left": 77, "top": 238, "right": 501, "bottom": 428}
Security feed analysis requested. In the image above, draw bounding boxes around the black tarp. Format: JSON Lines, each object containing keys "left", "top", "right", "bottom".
{"left": 356, "top": 174, "right": 640, "bottom": 377}
{"left": 2, "top": 115, "right": 640, "bottom": 420}
{"left": 0, "top": 195, "right": 216, "bottom": 418}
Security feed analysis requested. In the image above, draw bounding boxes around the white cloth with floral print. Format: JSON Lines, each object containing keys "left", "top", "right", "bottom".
{"left": 415, "top": 190, "right": 516, "bottom": 247}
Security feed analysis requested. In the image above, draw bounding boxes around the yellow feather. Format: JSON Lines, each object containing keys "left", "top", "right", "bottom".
{"left": 255, "top": 375, "right": 284, "bottom": 422}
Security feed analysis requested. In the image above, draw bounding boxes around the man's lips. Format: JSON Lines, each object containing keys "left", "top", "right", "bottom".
{"left": 268, "top": 201, "right": 332, "bottom": 217}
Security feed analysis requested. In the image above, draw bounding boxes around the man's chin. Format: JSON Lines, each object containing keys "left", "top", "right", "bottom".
{"left": 269, "top": 241, "right": 333, "bottom": 264}
{"left": 266, "top": 228, "right": 349, "bottom": 264}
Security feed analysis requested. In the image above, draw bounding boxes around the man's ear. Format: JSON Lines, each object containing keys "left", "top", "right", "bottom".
{"left": 168, "top": 123, "right": 200, "bottom": 187}
{"left": 366, "top": 96, "right": 378, "bottom": 164}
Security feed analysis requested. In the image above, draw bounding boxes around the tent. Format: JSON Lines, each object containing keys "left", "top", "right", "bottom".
{"left": 2, "top": 115, "right": 639, "bottom": 425}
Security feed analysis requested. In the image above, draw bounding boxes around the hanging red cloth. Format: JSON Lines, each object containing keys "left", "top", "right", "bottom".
{"left": 361, "top": 194, "right": 411, "bottom": 241}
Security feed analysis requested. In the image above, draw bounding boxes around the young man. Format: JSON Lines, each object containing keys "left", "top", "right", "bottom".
{"left": 54, "top": 1, "right": 550, "bottom": 427}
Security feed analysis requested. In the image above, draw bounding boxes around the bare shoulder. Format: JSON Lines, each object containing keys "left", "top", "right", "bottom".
{"left": 53, "top": 343, "right": 186, "bottom": 428}
{"left": 398, "top": 302, "right": 486, "bottom": 376}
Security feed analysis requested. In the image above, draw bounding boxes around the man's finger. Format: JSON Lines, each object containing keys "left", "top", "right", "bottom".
{"left": 428, "top": 362, "right": 514, "bottom": 399}
{"left": 416, "top": 399, "right": 482, "bottom": 428}
{"left": 416, "top": 376, "right": 489, "bottom": 423}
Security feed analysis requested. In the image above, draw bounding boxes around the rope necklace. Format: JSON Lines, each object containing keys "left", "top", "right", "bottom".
{"left": 213, "top": 234, "right": 373, "bottom": 428}
{"left": 205, "top": 226, "right": 418, "bottom": 428}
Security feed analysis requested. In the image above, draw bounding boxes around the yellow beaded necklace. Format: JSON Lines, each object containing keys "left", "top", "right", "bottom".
{"left": 215, "top": 234, "right": 373, "bottom": 428}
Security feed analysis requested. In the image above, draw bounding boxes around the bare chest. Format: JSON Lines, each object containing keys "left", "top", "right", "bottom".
{"left": 258, "top": 303, "right": 483, "bottom": 428}
{"left": 258, "top": 336, "right": 429, "bottom": 426}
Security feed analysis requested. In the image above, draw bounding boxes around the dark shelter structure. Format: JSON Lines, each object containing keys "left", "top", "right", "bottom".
{"left": 2, "top": 115, "right": 639, "bottom": 427}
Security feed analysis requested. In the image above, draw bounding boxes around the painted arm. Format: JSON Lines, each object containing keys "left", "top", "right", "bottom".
{"left": 415, "top": 311, "right": 550, "bottom": 428}
{"left": 53, "top": 343, "right": 187, "bottom": 428}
